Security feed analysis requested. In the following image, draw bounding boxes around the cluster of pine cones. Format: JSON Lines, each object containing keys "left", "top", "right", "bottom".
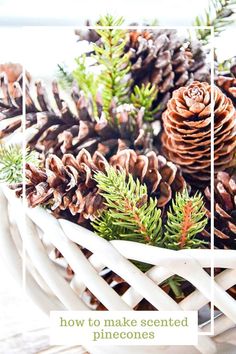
{"left": 1, "top": 25, "right": 236, "bottom": 310}
{"left": 1, "top": 29, "right": 235, "bottom": 252}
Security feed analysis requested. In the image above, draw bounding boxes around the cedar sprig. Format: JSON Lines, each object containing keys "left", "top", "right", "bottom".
{"left": 162, "top": 188, "right": 207, "bottom": 250}
{"left": 92, "top": 166, "right": 162, "bottom": 246}
{"left": 0, "top": 144, "right": 39, "bottom": 184}
{"left": 130, "top": 83, "right": 159, "bottom": 121}
{"left": 93, "top": 15, "right": 131, "bottom": 119}
{"left": 194, "top": 0, "right": 236, "bottom": 44}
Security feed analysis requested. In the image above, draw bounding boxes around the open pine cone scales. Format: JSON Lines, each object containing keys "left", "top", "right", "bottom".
{"left": 127, "top": 29, "right": 209, "bottom": 90}
{"left": 14, "top": 148, "right": 186, "bottom": 225}
{"left": 161, "top": 81, "right": 236, "bottom": 182}
{"left": 215, "top": 60, "right": 236, "bottom": 107}
{"left": 204, "top": 171, "right": 236, "bottom": 249}
{"left": 126, "top": 29, "right": 209, "bottom": 117}
{"left": 29, "top": 85, "right": 152, "bottom": 158}
{"left": 0, "top": 69, "right": 152, "bottom": 157}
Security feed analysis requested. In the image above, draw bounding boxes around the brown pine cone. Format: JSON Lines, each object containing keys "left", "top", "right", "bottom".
{"left": 110, "top": 149, "right": 186, "bottom": 207}
{"left": 126, "top": 30, "right": 209, "bottom": 117}
{"left": 203, "top": 171, "right": 236, "bottom": 249}
{"left": 0, "top": 72, "right": 153, "bottom": 157}
{"left": 215, "top": 60, "right": 236, "bottom": 107}
{"left": 28, "top": 83, "right": 153, "bottom": 158}
{"left": 16, "top": 149, "right": 107, "bottom": 225}
{"left": 14, "top": 148, "right": 186, "bottom": 225}
{"left": 161, "top": 81, "right": 236, "bottom": 182}
{"left": 75, "top": 27, "right": 210, "bottom": 118}
{"left": 215, "top": 76, "right": 236, "bottom": 107}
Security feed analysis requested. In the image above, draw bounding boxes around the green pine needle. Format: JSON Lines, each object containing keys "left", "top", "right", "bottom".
{"left": 93, "top": 15, "right": 131, "bottom": 119}
{"left": 193, "top": 0, "right": 236, "bottom": 44}
{"left": 73, "top": 54, "right": 99, "bottom": 118}
{"left": 57, "top": 63, "right": 74, "bottom": 89}
{"left": 162, "top": 189, "right": 208, "bottom": 250}
{"left": 130, "top": 83, "right": 159, "bottom": 122}
{"left": 92, "top": 166, "right": 162, "bottom": 246}
{"left": 0, "top": 144, "right": 39, "bottom": 184}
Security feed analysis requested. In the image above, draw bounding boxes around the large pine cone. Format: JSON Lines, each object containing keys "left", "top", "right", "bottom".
{"left": 28, "top": 82, "right": 153, "bottom": 158}
{"left": 204, "top": 171, "right": 236, "bottom": 250}
{"left": 161, "top": 81, "right": 236, "bottom": 182}
{"left": 77, "top": 27, "right": 210, "bottom": 118}
{"left": 14, "top": 148, "right": 186, "bottom": 225}
{"left": 127, "top": 30, "right": 210, "bottom": 114}
{"left": 0, "top": 69, "right": 153, "bottom": 157}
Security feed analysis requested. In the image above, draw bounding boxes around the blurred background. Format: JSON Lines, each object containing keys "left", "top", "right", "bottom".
{"left": 0, "top": 0, "right": 235, "bottom": 77}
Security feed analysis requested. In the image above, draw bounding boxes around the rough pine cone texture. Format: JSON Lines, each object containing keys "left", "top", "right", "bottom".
{"left": 110, "top": 149, "right": 186, "bottom": 208}
{"left": 27, "top": 81, "right": 152, "bottom": 158}
{"left": 216, "top": 76, "right": 236, "bottom": 107}
{"left": 15, "top": 148, "right": 186, "bottom": 225}
{"left": 127, "top": 30, "right": 210, "bottom": 115}
{"left": 204, "top": 171, "right": 236, "bottom": 249}
{"left": 162, "top": 81, "right": 236, "bottom": 182}
{"left": 215, "top": 61, "right": 236, "bottom": 106}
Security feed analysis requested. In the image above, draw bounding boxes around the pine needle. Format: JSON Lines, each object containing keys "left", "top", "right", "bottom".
{"left": 193, "top": 0, "right": 236, "bottom": 44}
{"left": 93, "top": 14, "right": 131, "bottom": 119}
{"left": 162, "top": 188, "right": 208, "bottom": 250}
{"left": 0, "top": 144, "right": 39, "bottom": 184}
{"left": 92, "top": 166, "right": 162, "bottom": 246}
{"left": 130, "top": 83, "right": 159, "bottom": 121}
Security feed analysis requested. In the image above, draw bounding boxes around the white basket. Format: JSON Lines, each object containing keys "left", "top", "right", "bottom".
{"left": 0, "top": 185, "right": 236, "bottom": 354}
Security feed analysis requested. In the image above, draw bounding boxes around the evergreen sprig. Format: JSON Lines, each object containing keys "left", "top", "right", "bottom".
{"left": 73, "top": 54, "right": 99, "bottom": 118}
{"left": 162, "top": 189, "right": 207, "bottom": 250}
{"left": 57, "top": 63, "right": 74, "bottom": 89}
{"left": 93, "top": 168, "right": 207, "bottom": 252}
{"left": 194, "top": 0, "right": 236, "bottom": 44}
{"left": 92, "top": 167, "right": 162, "bottom": 245}
{"left": 0, "top": 145, "right": 39, "bottom": 184}
{"left": 93, "top": 15, "right": 131, "bottom": 118}
{"left": 130, "top": 84, "right": 159, "bottom": 122}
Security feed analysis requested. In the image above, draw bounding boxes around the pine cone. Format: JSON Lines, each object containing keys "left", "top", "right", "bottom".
{"left": 215, "top": 60, "right": 236, "bottom": 106}
{"left": 14, "top": 148, "right": 186, "bottom": 224}
{"left": 203, "top": 171, "right": 236, "bottom": 250}
{"left": 16, "top": 149, "right": 107, "bottom": 225}
{"left": 28, "top": 82, "right": 153, "bottom": 158}
{"left": 110, "top": 149, "right": 186, "bottom": 207}
{"left": 126, "top": 30, "right": 209, "bottom": 116}
{"left": 161, "top": 81, "right": 236, "bottom": 182}
{"left": 75, "top": 27, "right": 210, "bottom": 118}
{"left": 0, "top": 71, "right": 153, "bottom": 157}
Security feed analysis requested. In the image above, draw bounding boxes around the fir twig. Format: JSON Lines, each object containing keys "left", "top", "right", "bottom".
{"left": 130, "top": 83, "right": 159, "bottom": 121}
{"left": 194, "top": 0, "right": 236, "bottom": 44}
{"left": 162, "top": 189, "right": 208, "bottom": 250}
{"left": 92, "top": 166, "right": 162, "bottom": 245}
{"left": 73, "top": 54, "right": 99, "bottom": 118}
{"left": 0, "top": 144, "right": 39, "bottom": 184}
{"left": 93, "top": 15, "right": 131, "bottom": 119}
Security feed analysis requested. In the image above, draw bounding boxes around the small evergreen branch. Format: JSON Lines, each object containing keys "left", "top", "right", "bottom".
{"left": 92, "top": 166, "right": 162, "bottom": 245}
{"left": 57, "top": 63, "right": 73, "bottom": 89}
{"left": 93, "top": 15, "right": 131, "bottom": 119}
{"left": 167, "top": 276, "right": 185, "bottom": 299}
{"left": 193, "top": 0, "right": 236, "bottom": 44}
{"left": 130, "top": 83, "right": 159, "bottom": 122}
{"left": 163, "top": 189, "right": 208, "bottom": 250}
{"left": 0, "top": 144, "right": 39, "bottom": 184}
{"left": 73, "top": 54, "right": 99, "bottom": 118}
